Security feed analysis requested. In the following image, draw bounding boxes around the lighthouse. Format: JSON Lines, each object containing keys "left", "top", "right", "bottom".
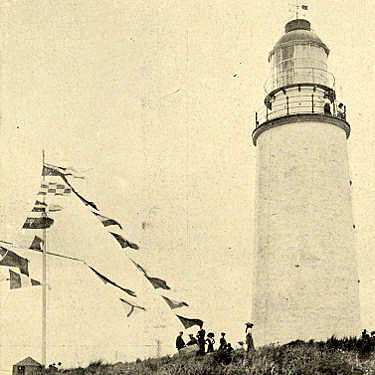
{"left": 251, "top": 18, "right": 360, "bottom": 345}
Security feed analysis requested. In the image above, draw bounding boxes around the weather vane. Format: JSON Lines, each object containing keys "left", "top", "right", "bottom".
{"left": 288, "top": 0, "right": 309, "bottom": 20}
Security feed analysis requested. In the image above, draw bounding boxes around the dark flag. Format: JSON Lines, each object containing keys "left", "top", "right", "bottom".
{"left": 119, "top": 297, "right": 146, "bottom": 317}
{"left": 42, "top": 163, "right": 85, "bottom": 179}
{"left": 146, "top": 275, "right": 171, "bottom": 290}
{"left": 110, "top": 232, "right": 139, "bottom": 250}
{"left": 129, "top": 259, "right": 170, "bottom": 289}
{"left": 9, "top": 269, "right": 22, "bottom": 289}
{"left": 22, "top": 217, "right": 54, "bottom": 229}
{"left": 301, "top": 5, "right": 308, "bottom": 10}
{"left": 89, "top": 266, "right": 136, "bottom": 297}
{"left": 9, "top": 269, "right": 40, "bottom": 289}
{"left": 92, "top": 212, "right": 123, "bottom": 229}
{"left": 162, "top": 296, "right": 189, "bottom": 310}
{"left": 0, "top": 246, "right": 29, "bottom": 276}
{"left": 176, "top": 315, "right": 203, "bottom": 329}
{"left": 29, "top": 236, "right": 43, "bottom": 252}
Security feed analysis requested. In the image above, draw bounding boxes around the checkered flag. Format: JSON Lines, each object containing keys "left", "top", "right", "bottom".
{"left": 38, "top": 182, "right": 72, "bottom": 196}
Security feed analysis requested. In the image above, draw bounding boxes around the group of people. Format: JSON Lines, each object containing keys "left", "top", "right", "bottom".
{"left": 361, "top": 329, "right": 375, "bottom": 341}
{"left": 323, "top": 94, "right": 346, "bottom": 120}
{"left": 176, "top": 322, "right": 256, "bottom": 357}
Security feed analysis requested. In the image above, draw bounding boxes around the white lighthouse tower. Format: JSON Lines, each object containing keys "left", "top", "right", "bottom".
{"left": 251, "top": 18, "right": 360, "bottom": 345}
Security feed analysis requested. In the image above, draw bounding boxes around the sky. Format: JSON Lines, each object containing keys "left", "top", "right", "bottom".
{"left": 1, "top": 0, "right": 375, "bottom": 373}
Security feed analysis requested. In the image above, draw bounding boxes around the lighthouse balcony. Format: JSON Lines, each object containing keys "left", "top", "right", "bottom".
{"left": 253, "top": 84, "right": 350, "bottom": 145}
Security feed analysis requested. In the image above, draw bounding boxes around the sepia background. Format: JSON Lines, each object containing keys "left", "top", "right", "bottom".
{"left": 1, "top": 0, "right": 375, "bottom": 373}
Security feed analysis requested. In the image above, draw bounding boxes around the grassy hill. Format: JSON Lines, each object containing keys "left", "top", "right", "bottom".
{"left": 57, "top": 337, "right": 375, "bottom": 375}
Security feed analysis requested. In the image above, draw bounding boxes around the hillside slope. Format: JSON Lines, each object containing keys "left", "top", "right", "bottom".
{"left": 59, "top": 338, "right": 375, "bottom": 375}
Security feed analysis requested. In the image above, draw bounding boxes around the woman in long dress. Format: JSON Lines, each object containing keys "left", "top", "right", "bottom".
{"left": 245, "top": 322, "right": 255, "bottom": 354}
{"left": 206, "top": 332, "right": 215, "bottom": 353}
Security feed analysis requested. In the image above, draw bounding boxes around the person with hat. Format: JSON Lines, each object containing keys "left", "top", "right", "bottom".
{"left": 245, "top": 322, "right": 255, "bottom": 355}
{"left": 176, "top": 331, "right": 185, "bottom": 351}
{"left": 186, "top": 333, "right": 198, "bottom": 346}
{"left": 206, "top": 332, "right": 215, "bottom": 353}
{"left": 219, "top": 332, "right": 227, "bottom": 351}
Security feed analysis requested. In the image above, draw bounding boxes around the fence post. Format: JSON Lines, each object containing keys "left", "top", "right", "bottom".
{"left": 255, "top": 112, "right": 258, "bottom": 126}
{"left": 286, "top": 96, "right": 289, "bottom": 115}
{"left": 312, "top": 94, "right": 314, "bottom": 113}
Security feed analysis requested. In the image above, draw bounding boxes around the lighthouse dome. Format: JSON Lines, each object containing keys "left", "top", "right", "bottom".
{"left": 269, "top": 19, "right": 329, "bottom": 61}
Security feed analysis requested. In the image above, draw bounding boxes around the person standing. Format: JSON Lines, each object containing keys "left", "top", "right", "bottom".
{"left": 176, "top": 331, "right": 185, "bottom": 351}
{"left": 219, "top": 332, "right": 227, "bottom": 351}
{"left": 337, "top": 103, "right": 345, "bottom": 120}
{"left": 197, "top": 328, "right": 206, "bottom": 355}
{"left": 323, "top": 96, "right": 332, "bottom": 115}
{"left": 245, "top": 322, "right": 255, "bottom": 355}
{"left": 206, "top": 332, "right": 215, "bottom": 353}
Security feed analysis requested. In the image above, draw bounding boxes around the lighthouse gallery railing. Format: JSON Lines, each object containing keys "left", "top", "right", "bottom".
{"left": 255, "top": 93, "right": 346, "bottom": 127}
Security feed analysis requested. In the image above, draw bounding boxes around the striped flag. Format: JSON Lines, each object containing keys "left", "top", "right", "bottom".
{"left": 32, "top": 200, "right": 47, "bottom": 213}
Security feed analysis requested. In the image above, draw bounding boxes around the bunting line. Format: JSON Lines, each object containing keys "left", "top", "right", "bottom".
{"left": 89, "top": 266, "right": 136, "bottom": 297}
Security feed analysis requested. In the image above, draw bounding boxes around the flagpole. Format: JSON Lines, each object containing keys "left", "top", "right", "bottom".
{"left": 42, "top": 150, "right": 47, "bottom": 372}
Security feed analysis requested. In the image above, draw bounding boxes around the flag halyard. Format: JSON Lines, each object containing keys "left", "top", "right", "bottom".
{"left": 119, "top": 297, "right": 146, "bottom": 317}
{"left": 89, "top": 266, "right": 137, "bottom": 297}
